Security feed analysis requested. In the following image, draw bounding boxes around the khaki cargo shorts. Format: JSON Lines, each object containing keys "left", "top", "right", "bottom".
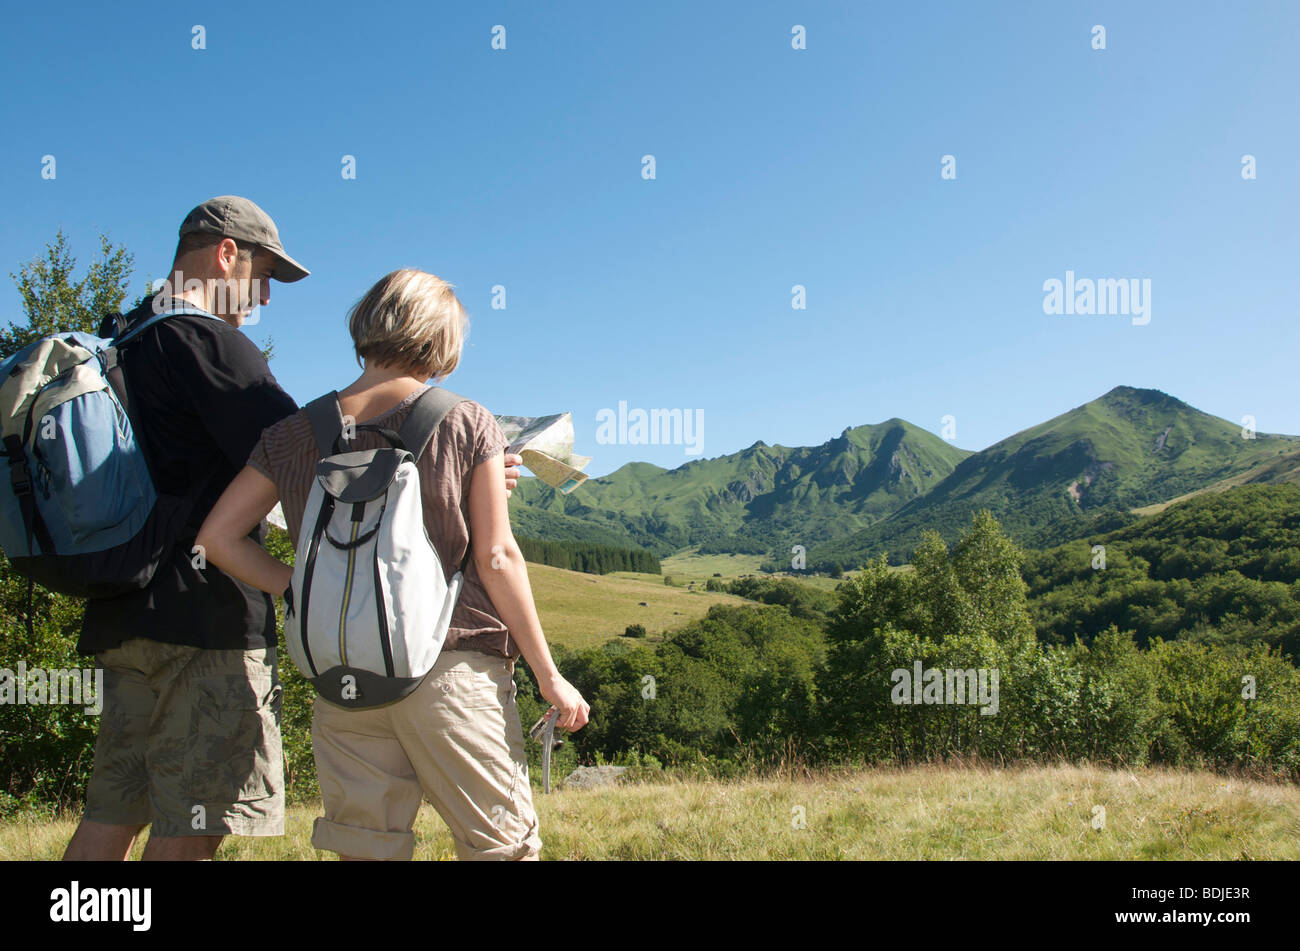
{"left": 84, "top": 637, "right": 284, "bottom": 838}
{"left": 310, "top": 648, "right": 542, "bottom": 861}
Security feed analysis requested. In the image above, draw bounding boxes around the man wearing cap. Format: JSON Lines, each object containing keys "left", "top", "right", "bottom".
{"left": 61, "top": 197, "right": 519, "bottom": 860}
{"left": 58, "top": 196, "right": 306, "bottom": 860}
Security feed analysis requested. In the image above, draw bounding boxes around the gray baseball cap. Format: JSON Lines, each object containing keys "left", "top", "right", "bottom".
{"left": 178, "top": 195, "right": 310, "bottom": 282}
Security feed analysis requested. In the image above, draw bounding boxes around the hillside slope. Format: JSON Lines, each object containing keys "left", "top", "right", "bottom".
{"left": 526, "top": 562, "right": 751, "bottom": 649}
{"left": 1023, "top": 483, "right": 1300, "bottom": 654}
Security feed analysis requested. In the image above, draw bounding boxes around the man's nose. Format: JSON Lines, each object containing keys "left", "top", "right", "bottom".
{"left": 260, "top": 280, "right": 271, "bottom": 306}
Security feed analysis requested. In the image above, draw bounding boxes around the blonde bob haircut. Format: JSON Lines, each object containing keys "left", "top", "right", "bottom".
{"left": 347, "top": 268, "right": 468, "bottom": 380}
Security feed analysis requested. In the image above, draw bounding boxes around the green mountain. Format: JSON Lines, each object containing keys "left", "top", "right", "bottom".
{"left": 806, "top": 386, "right": 1300, "bottom": 568}
{"left": 508, "top": 419, "right": 972, "bottom": 556}
{"left": 508, "top": 386, "right": 1300, "bottom": 570}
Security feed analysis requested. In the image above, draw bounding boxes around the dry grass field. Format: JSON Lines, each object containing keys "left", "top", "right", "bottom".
{"left": 6, "top": 763, "right": 1297, "bottom": 861}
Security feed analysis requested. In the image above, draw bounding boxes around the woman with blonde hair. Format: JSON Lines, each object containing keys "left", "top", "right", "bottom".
{"left": 197, "top": 268, "right": 588, "bottom": 860}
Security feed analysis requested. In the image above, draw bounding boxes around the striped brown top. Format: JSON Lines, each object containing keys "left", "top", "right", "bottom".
{"left": 246, "top": 385, "right": 517, "bottom": 658}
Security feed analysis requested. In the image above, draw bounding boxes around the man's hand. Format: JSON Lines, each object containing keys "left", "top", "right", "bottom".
{"left": 504, "top": 452, "right": 522, "bottom": 497}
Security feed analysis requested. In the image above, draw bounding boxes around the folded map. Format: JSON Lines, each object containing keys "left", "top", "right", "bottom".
{"left": 494, "top": 412, "right": 592, "bottom": 495}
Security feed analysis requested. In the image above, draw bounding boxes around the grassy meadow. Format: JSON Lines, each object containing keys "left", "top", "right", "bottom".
{"left": 658, "top": 548, "right": 767, "bottom": 582}
{"left": 5, "top": 763, "right": 1298, "bottom": 860}
{"left": 657, "top": 548, "right": 865, "bottom": 592}
{"left": 525, "top": 561, "right": 751, "bottom": 649}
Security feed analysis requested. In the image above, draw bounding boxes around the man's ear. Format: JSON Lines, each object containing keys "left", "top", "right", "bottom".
{"left": 216, "top": 237, "right": 240, "bottom": 276}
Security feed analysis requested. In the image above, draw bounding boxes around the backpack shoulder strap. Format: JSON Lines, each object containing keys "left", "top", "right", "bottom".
{"left": 304, "top": 392, "right": 344, "bottom": 458}
{"left": 112, "top": 306, "right": 222, "bottom": 347}
{"left": 399, "top": 386, "right": 467, "bottom": 462}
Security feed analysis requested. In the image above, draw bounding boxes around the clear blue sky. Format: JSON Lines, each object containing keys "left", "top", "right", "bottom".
{"left": 2, "top": 1, "right": 1296, "bottom": 476}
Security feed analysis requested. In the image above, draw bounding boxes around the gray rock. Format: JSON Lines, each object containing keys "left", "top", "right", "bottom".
{"left": 561, "top": 765, "right": 629, "bottom": 790}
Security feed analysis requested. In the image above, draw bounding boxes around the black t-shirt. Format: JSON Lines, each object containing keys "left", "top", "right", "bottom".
{"left": 78, "top": 297, "right": 299, "bottom": 654}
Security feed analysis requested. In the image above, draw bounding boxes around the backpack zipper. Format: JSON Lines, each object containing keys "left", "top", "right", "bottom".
{"left": 336, "top": 503, "right": 366, "bottom": 666}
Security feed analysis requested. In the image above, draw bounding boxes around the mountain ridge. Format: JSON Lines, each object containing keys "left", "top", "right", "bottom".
{"left": 507, "top": 386, "right": 1300, "bottom": 567}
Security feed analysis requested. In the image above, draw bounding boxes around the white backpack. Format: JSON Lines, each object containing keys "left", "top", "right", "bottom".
{"left": 284, "top": 386, "right": 468, "bottom": 708}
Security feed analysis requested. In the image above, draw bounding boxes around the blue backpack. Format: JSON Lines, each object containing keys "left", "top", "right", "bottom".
{"left": 0, "top": 306, "right": 213, "bottom": 631}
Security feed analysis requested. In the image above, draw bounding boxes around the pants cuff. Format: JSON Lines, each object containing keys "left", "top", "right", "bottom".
{"left": 151, "top": 813, "right": 285, "bottom": 838}
{"left": 312, "top": 817, "right": 416, "bottom": 860}
{"left": 452, "top": 825, "right": 543, "bottom": 861}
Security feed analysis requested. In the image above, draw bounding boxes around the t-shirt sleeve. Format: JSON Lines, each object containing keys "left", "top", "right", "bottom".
{"left": 157, "top": 319, "right": 300, "bottom": 470}
{"left": 245, "top": 430, "right": 274, "bottom": 481}
{"left": 466, "top": 401, "right": 509, "bottom": 472}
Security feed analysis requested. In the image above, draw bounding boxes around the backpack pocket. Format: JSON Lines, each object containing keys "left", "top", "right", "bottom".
{"left": 28, "top": 377, "right": 154, "bottom": 551}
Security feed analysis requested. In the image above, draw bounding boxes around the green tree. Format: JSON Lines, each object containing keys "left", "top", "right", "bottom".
{"left": 1, "top": 230, "right": 137, "bottom": 355}
{"left": 822, "top": 511, "right": 1042, "bottom": 762}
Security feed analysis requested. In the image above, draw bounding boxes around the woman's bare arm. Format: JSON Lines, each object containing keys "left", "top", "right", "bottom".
{"left": 196, "top": 465, "right": 293, "bottom": 596}
{"left": 468, "top": 451, "right": 590, "bottom": 731}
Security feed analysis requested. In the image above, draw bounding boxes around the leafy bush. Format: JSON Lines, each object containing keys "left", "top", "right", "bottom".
{"left": 0, "top": 557, "right": 98, "bottom": 816}
{"left": 724, "top": 576, "right": 837, "bottom": 619}
{"left": 818, "top": 511, "right": 1300, "bottom": 778}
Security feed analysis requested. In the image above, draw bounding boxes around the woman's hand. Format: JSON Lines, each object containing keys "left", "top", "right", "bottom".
{"left": 503, "top": 452, "right": 523, "bottom": 497}
{"left": 536, "top": 671, "right": 590, "bottom": 732}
